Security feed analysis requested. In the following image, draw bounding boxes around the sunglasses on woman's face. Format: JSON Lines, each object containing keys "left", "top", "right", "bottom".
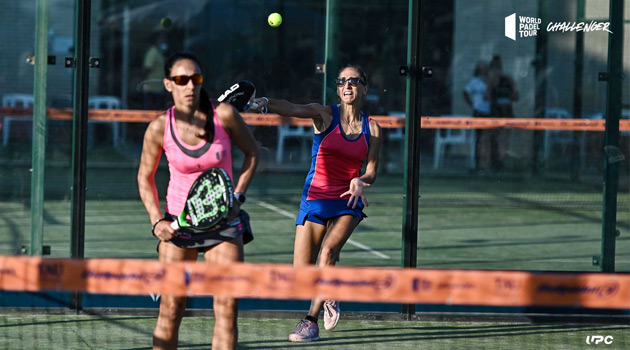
{"left": 169, "top": 74, "right": 204, "bottom": 86}
{"left": 335, "top": 77, "right": 365, "bottom": 87}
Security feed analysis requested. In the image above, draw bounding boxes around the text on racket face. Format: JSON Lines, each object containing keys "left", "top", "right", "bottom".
{"left": 218, "top": 83, "right": 242, "bottom": 102}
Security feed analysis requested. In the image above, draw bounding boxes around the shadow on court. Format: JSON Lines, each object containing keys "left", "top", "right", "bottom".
{"left": 232, "top": 323, "right": 629, "bottom": 349}
{"left": 1, "top": 314, "right": 629, "bottom": 350}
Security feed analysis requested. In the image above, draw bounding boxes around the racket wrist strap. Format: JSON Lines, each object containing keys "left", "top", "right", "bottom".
{"left": 151, "top": 218, "right": 167, "bottom": 236}
{"left": 261, "top": 97, "right": 269, "bottom": 115}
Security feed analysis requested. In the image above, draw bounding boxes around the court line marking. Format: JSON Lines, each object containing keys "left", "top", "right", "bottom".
{"left": 254, "top": 200, "right": 390, "bottom": 259}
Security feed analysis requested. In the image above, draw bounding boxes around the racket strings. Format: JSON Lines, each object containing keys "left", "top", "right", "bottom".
{"left": 187, "top": 175, "right": 229, "bottom": 227}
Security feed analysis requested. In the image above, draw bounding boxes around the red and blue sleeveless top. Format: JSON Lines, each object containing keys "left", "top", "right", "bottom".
{"left": 302, "top": 104, "right": 371, "bottom": 201}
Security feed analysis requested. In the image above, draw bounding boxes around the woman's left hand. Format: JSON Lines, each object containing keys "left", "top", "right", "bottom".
{"left": 341, "top": 178, "right": 370, "bottom": 209}
{"left": 227, "top": 202, "right": 241, "bottom": 222}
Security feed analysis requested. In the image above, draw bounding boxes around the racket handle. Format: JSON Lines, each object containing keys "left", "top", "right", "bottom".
{"left": 170, "top": 220, "right": 180, "bottom": 231}
{"left": 248, "top": 101, "right": 268, "bottom": 114}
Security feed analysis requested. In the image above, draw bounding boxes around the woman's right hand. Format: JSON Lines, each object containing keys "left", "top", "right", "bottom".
{"left": 249, "top": 97, "right": 269, "bottom": 113}
{"left": 341, "top": 177, "right": 371, "bottom": 209}
{"left": 153, "top": 220, "right": 177, "bottom": 241}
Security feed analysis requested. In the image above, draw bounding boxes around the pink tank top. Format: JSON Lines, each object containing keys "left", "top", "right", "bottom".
{"left": 163, "top": 104, "right": 233, "bottom": 215}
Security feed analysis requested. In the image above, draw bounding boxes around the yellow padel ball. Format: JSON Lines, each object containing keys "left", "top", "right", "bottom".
{"left": 160, "top": 17, "right": 172, "bottom": 28}
{"left": 268, "top": 13, "right": 282, "bottom": 27}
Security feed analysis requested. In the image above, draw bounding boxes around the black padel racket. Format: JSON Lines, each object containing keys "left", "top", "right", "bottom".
{"left": 217, "top": 80, "right": 256, "bottom": 112}
{"left": 171, "top": 168, "right": 234, "bottom": 231}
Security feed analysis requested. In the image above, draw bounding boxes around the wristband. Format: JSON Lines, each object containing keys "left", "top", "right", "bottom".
{"left": 261, "top": 97, "right": 269, "bottom": 115}
{"left": 151, "top": 218, "right": 167, "bottom": 237}
{"left": 234, "top": 192, "right": 246, "bottom": 205}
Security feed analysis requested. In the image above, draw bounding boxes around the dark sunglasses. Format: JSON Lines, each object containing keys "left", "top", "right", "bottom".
{"left": 169, "top": 74, "right": 204, "bottom": 86}
{"left": 335, "top": 77, "right": 365, "bottom": 87}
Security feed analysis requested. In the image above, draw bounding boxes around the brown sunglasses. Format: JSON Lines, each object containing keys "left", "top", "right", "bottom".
{"left": 169, "top": 74, "right": 204, "bottom": 86}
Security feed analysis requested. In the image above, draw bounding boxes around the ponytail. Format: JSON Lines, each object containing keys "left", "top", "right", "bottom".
{"left": 197, "top": 88, "right": 215, "bottom": 143}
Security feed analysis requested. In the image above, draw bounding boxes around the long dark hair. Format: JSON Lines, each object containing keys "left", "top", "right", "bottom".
{"left": 164, "top": 52, "right": 214, "bottom": 143}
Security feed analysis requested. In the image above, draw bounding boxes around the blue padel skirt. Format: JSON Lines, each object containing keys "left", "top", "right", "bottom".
{"left": 296, "top": 198, "right": 367, "bottom": 226}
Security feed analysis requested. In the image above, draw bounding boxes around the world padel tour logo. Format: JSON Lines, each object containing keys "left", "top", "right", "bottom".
{"left": 504, "top": 13, "right": 612, "bottom": 40}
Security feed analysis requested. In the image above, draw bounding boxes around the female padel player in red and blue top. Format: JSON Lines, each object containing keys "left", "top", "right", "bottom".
{"left": 252, "top": 65, "right": 382, "bottom": 342}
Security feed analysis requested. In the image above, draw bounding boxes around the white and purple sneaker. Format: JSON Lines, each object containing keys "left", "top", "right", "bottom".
{"left": 323, "top": 300, "right": 340, "bottom": 331}
{"left": 288, "top": 319, "right": 320, "bottom": 342}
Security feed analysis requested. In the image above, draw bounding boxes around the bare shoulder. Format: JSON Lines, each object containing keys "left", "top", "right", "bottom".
{"left": 142, "top": 113, "right": 167, "bottom": 148}
{"left": 308, "top": 103, "right": 333, "bottom": 132}
{"left": 215, "top": 101, "right": 234, "bottom": 116}
{"left": 369, "top": 118, "right": 382, "bottom": 137}
{"left": 214, "top": 102, "right": 238, "bottom": 127}
{"left": 147, "top": 113, "right": 167, "bottom": 135}
{"left": 310, "top": 103, "right": 333, "bottom": 117}
{"left": 296, "top": 103, "right": 332, "bottom": 121}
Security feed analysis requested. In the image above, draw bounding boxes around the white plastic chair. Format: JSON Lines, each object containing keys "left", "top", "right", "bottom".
{"left": 387, "top": 111, "right": 405, "bottom": 142}
{"left": 2, "top": 93, "right": 35, "bottom": 147}
{"left": 433, "top": 115, "right": 476, "bottom": 170}
{"left": 88, "top": 95, "right": 122, "bottom": 148}
{"left": 543, "top": 108, "right": 574, "bottom": 162}
{"left": 383, "top": 112, "right": 406, "bottom": 172}
{"left": 276, "top": 124, "right": 311, "bottom": 164}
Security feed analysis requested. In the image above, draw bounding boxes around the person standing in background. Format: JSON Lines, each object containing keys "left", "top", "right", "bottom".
{"left": 142, "top": 32, "right": 168, "bottom": 110}
{"left": 464, "top": 60, "right": 491, "bottom": 172}
{"left": 486, "top": 55, "right": 519, "bottom": 172}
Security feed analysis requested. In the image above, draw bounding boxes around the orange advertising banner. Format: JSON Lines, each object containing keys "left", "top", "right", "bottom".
{"left": 1, "top": 107, "right": 629, "bottom": 130}
{"left": 1, "top": 256, "right": 628, "bottom": 309}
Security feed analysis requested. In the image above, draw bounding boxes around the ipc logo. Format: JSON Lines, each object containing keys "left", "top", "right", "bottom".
{"left": 586, "top": 335, "right": 613, "bottom": 345}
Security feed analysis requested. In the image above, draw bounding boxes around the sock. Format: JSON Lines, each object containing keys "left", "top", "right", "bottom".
{"left": 305, "top": 315, "right": 318, "bottom": 323}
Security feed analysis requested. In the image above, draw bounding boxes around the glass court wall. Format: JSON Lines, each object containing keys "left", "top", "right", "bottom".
{"left": 0, "top": 0, "right": 628, "bottom": 313}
